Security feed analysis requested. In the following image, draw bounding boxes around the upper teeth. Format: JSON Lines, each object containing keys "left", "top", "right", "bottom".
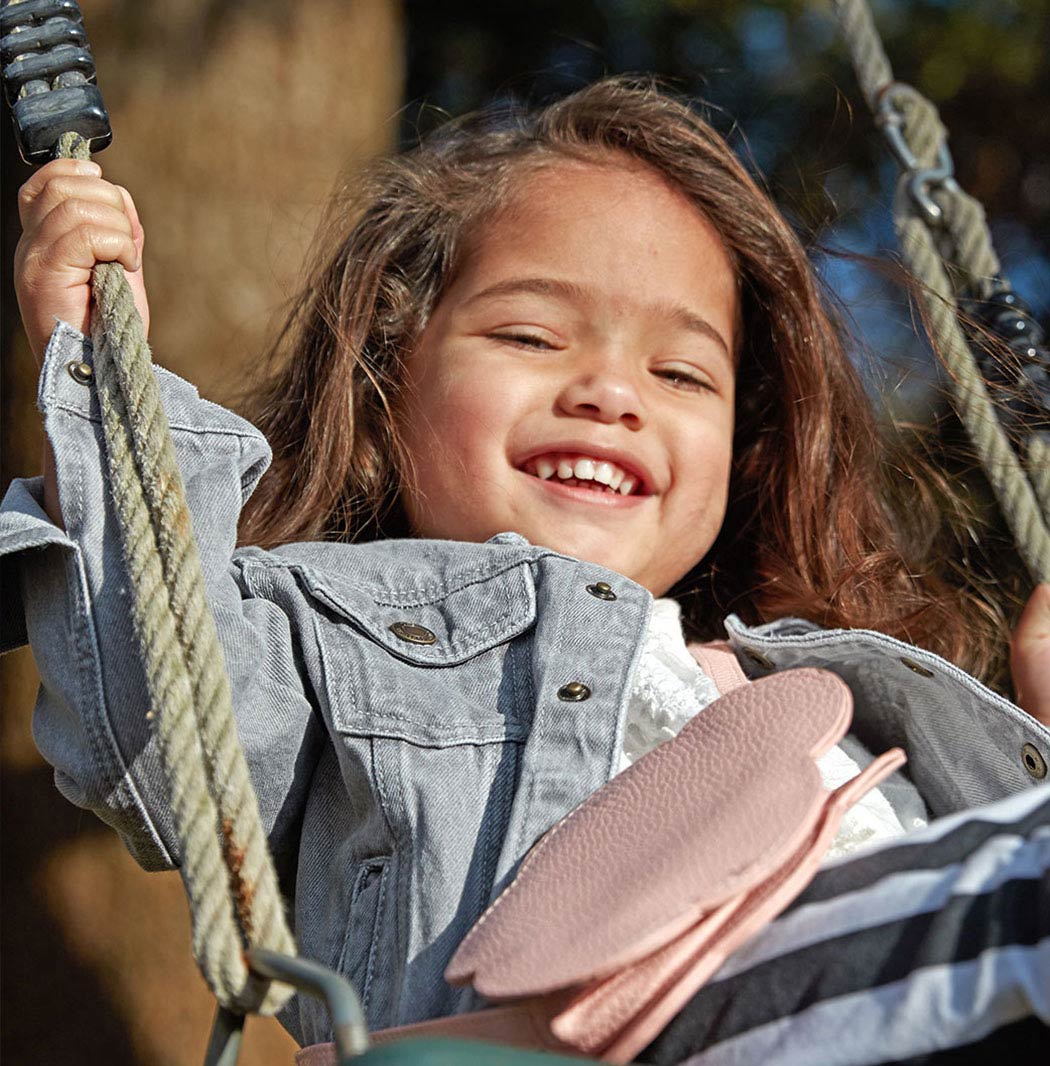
{"left": 528, "top": 454, "right": 639, "bottom": 496}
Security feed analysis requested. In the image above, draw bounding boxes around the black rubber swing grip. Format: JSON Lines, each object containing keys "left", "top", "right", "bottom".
{"left": 1, "top": 0, "right": 111, "bottom": 164}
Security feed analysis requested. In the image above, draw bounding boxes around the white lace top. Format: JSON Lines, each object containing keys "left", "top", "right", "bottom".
{"left": 618, "top": 599, "right": 926, "bottom": 860}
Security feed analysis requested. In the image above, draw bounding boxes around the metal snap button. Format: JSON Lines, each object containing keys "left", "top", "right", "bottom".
{"left": 557, "top": 681, "right": 591, "bottom": 702}
{"left": 586, "top": 581, "right": 617, "bottom": 601}
{"left": 742, "top": 647, "right": 774, "bottom": 670}
{"left": 899, "top": 657, "right": 934, "bottom": 678}
{"left": 389, "top": 621, "right": 437, "bottom": 645}
{"left": 1021, "top": 743, "right": 1047, "bottom": 780}
{"left": 67, "top": 360, "right": 93, "bottom": 385}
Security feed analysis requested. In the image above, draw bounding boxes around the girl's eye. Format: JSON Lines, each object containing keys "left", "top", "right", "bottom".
{"left": 490, "top": 332, "right": 555, "bottom": 350}
{"left": 654, "top": 367, "right": 712, "bottom": 392}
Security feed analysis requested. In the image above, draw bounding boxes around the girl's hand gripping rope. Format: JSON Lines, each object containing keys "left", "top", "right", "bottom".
{"left": 14, "top": 157, "right": 149, "bottom": 366}
{"left": 13, "top": 157, "right": 150, "bottom": 530}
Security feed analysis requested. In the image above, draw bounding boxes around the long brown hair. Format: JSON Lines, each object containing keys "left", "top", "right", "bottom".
{"left": 238, "top": 76, "right": 1008, "bottom": 684}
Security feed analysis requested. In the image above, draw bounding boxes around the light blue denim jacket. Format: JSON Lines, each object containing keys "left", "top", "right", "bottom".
{"left": 2, "top": 323, "right": 1049, "bottom": 1046}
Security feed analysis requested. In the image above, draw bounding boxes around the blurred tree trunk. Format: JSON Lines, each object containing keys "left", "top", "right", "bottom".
{"left": 1, "top": 2, "right": 404, "bottom": 1063}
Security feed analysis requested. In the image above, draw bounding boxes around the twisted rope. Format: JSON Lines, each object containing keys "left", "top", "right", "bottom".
{"left": 886, "top": 88, "right": 1002, "bottom": 291}
{"left": 1030, "top": 437, "right": 1050, "bottom": 517}
{"left": 896, "top": 207, "right": 1050, "bottom": 581}
{"left": 829, "top": 0, "right": 893, "bottom": 108}
{"left": 829, "top": 0, "right": 1050, "bottom": 584}
{"left": 57, "top": 132, "right": 295, "bottom": 1014}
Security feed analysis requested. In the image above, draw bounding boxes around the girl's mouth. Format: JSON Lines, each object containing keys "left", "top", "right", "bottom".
{"left": 518, "top": 453, "right": 649, "bottom": 496}
{"left": 515, "top": 466, "right": 648, "bottom": 507}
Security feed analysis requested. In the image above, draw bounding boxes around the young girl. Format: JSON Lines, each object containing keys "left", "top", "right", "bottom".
{"left": 5, "top": 78, "right": 1050, "bottom": 1062}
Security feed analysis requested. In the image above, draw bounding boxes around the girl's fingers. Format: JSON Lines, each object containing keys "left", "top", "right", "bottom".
{"left": 17, "top": 158, "right": 102, "bottom": 227}
{"left": 115, "top": 184, "right": 145, "bottom": 252}
{"left": 1010, "top": 583, "right": 1050, "bottom": 727}
{"left": 36, "top": 225, "right": 141, "bottom": 284}
{"left": 15, "top": 221, "right": 141, "bottom": 347}
{"left": 15, "top": 216, "right": 140, "bottom": 336}
{"left": 19, "top": 173, "right": 127, "bottom": 233}
{"left": 29, "top": 197, "right": 140, "bottom": 273}
{"left": 14, "top": 159, "right": 151, "bottom": 364}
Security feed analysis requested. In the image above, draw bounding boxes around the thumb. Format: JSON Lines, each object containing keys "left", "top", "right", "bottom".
{"left": 1011, "top": 583, "right": 1050, "bottom": 727}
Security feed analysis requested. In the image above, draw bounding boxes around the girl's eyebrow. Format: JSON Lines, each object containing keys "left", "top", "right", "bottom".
{"left": 462, "top": 276, "right": 731, "bottom": 358}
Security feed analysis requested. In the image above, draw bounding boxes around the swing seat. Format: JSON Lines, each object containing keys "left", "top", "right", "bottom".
{"left": 295, "top": 1000, "right": 602, "bottom": 1065}
{"left": 304, "top": 1039, "right": 597, "bottom": 1066}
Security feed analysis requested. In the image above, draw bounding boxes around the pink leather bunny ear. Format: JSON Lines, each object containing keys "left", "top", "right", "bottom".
{"left": 554, "top": 749, "right": 905, "bottom": 1062}
{"left": 447, "top": 667, "right": 857, "bottom": 997}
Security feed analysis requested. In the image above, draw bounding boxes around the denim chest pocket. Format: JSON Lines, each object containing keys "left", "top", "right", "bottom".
{"left": 301, "top": 559, "right": 537, "bottom": 745}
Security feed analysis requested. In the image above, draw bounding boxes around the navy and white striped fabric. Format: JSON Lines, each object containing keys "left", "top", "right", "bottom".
{"left": 641, "top": 784, "right": 1050, "bottom": 1065}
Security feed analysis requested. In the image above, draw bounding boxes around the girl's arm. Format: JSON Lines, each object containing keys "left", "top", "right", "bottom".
{"left": 3, "top": 323, "right": 323, "bottom": 874}
{"left": 4, "top": 165, "right": 322, "bottom": 874}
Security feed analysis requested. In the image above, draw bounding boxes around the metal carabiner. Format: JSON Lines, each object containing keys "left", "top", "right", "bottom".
{"left": 874, "top": 83, "right": 920, "bottom": 171}
{"left": 907, "top": 144, "right": 959, "bottom": 228}
{"left": 874, "top": 82, "right": 958, "bottom": 227}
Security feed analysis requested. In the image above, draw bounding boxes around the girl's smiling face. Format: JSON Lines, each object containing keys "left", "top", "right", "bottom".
{"left": 398, "top": 158, "right": 738, "bottom": 596}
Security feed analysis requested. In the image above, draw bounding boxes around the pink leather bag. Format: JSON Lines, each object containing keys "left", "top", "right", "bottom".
{"left": 297, "top": 647, "right": 905, "bottom": 1065}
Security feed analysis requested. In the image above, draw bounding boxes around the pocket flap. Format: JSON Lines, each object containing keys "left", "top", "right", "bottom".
{"left": 295, "top": 558, "right": 537, "bottom": 665}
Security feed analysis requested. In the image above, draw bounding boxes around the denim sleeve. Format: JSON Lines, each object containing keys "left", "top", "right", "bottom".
{"left": 0, "top": 322, "right": 321, "bottom": 873}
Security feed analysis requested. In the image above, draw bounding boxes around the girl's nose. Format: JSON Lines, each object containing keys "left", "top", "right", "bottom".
{"left": 556, "top": 366, "right": 645, "bottom": 429}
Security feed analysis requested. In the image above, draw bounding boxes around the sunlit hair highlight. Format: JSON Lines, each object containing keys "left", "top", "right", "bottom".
{"left": 238, "top": 75, "right": 1005, "bottom": 684}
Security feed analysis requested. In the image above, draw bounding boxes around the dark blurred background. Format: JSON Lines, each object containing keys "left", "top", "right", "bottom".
{"left": 403, "top": 0, "right": 1049, "bottom": 420}
{"left": 2, "top": 1, "right": 1047, "bottom": 1063}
